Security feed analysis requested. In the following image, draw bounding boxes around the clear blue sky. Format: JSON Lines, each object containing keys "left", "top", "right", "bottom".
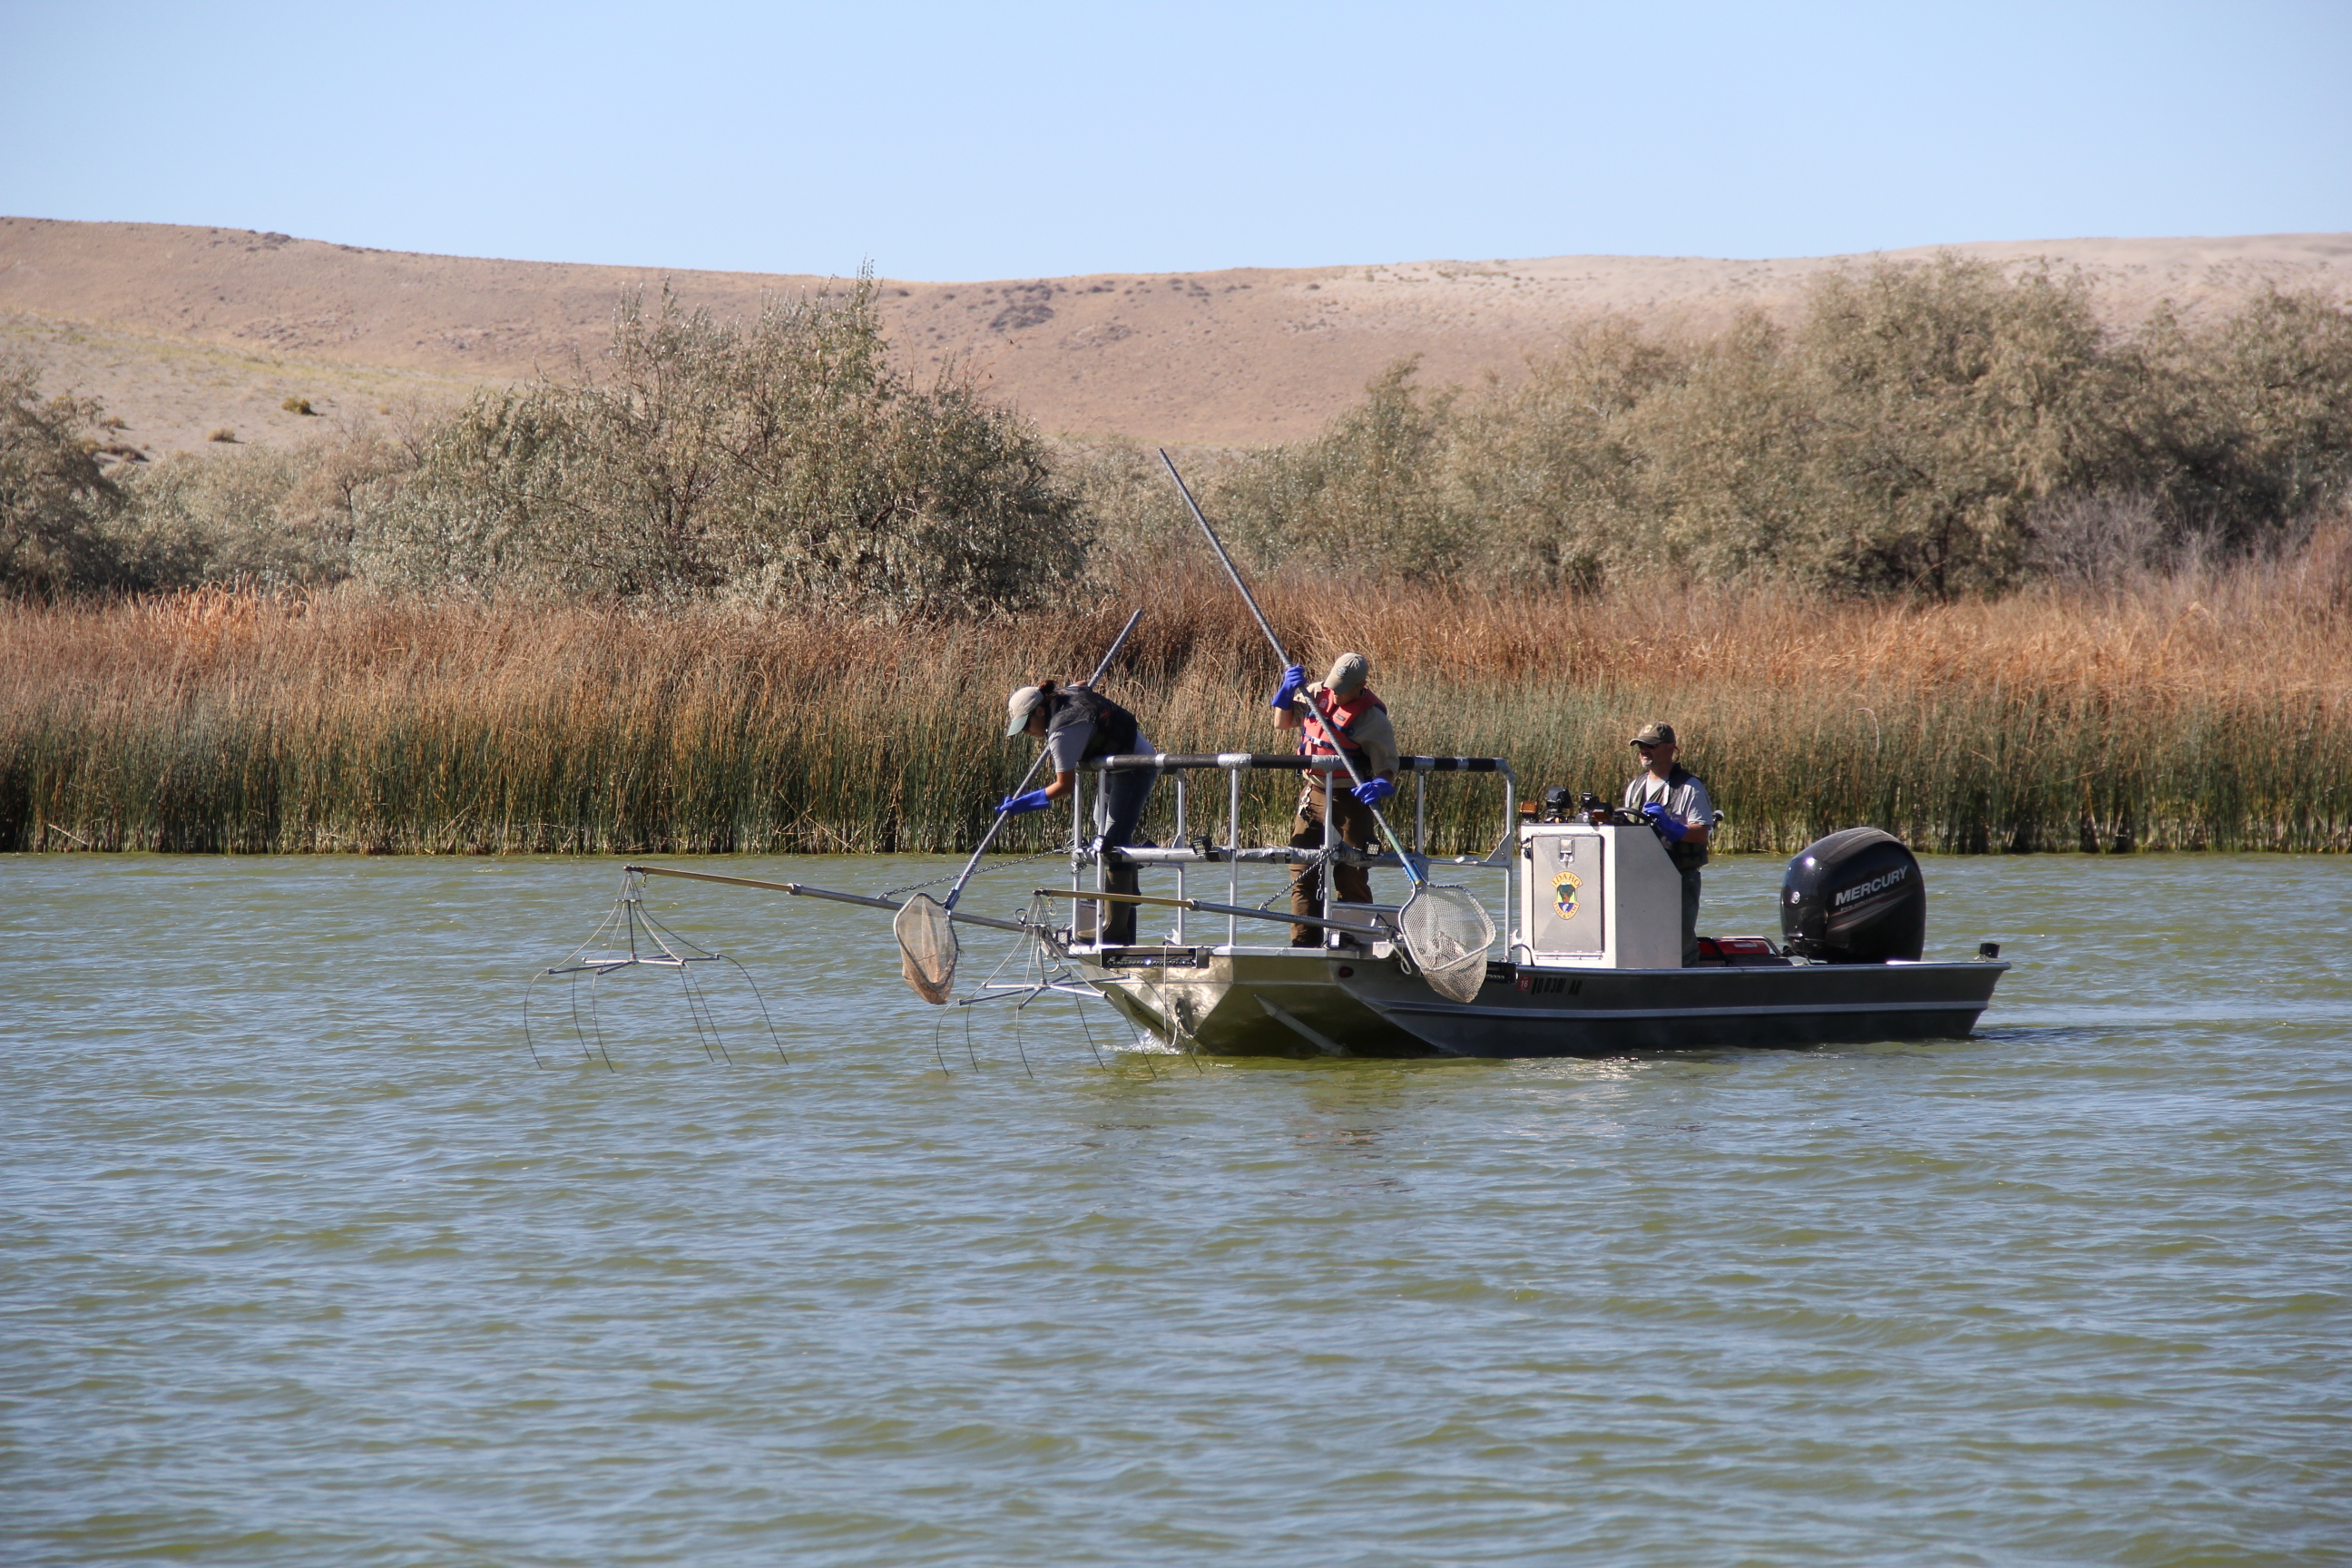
{"left": 4, "top": 0, "right": 2346, "bottom": 280}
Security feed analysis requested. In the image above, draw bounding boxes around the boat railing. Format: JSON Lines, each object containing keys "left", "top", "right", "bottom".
{"left": 1067, "top": 752, "right": 1516, "bottom": 950}
{"left": 1088, "top": 753, "right": 1509, "bottom": 773}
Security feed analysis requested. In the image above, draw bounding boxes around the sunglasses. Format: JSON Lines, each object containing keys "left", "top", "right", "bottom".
{"left": 1635, "top": 741, "right": 1668, "bottom": 751}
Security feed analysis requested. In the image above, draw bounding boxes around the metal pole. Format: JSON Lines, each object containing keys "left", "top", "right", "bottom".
{"left": 625, "top": 864, "right": 1028, "bottom": 933}
{"left": 1502, "top": 769, "right": 1518, "bottom": 957}
{"left": 1073, "top": 769, "right": 1087, "bottom": 942}
{"left": 1160, "top": 449, "right": 1425, "bottom": 887}
{"left": 1227, "top": 765, "right": 1240, "bottom": 948}
{"left": 1030, "top": 887, "right": 1383, "bottom": 941}
{"left": 1173, "top": 774, "right": 1187, "bottom": 945}
{"left": 1320, "top": 762, "right": 1335, "bottom": 943}
{"left": 1158, "top": 450, "right": 1288, "bottom": 665}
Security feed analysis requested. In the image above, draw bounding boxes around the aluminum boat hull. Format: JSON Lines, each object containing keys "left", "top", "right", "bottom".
{"left": 1078, "top": 947, "right": 2008, "bottom": 1059}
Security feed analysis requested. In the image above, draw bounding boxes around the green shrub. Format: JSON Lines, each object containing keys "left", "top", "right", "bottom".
{"left": 1205, "top": 358, "right": 1468, "bottom": 577}
{"left": 2121, "top": 288, "right": 2352, "bottom": 544}
{"left": 114, "top": 423, "right": 407, "bottom": 590}
{"left": 1639, "top": 259, "right": 2122, "bottom": 593}
{"left": 353, "top": 274, "right": 1085, "bottom": 616}
{"left": 0, "top": 357, "right": 129, "bottom": 594}
{"left": 1142, "top": 258, "right": 2352, "bottom": 598}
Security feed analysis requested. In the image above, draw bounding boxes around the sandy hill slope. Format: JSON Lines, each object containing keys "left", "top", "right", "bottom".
{"left": 4, "top": 217, "right": 2346, "bottom": 455}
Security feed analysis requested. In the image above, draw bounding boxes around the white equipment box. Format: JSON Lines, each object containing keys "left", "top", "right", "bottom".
{"left": 1518, "top": 823, "right": 1684, "bottom": 969}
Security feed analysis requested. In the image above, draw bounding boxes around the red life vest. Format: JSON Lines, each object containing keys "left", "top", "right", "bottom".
{"left": 1298, "top": 686, "right": 1386, "bottom": 764}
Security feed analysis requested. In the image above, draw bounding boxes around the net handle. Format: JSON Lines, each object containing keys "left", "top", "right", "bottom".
{"left": 625, "top": 865, "right": 1027, "bottom": 933}
{"left": 1158, "top": 448, "right": 1426, "bottom": 887}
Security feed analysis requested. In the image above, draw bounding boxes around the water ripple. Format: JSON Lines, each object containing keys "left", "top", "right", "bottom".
{"left": 4, "top": 852, "right": 2347, "bottom": 1566}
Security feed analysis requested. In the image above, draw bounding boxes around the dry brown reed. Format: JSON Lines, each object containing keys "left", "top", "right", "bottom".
{"left": 5, "top": 530, "right": 2348, "bottom": 856}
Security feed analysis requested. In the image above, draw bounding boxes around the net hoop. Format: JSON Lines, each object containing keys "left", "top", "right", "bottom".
{"left": 1397, "top": 884, "right": 1495, "bottom": 1004}
{"left": 895, "top": 893, "right": 959, "bottom": 1005}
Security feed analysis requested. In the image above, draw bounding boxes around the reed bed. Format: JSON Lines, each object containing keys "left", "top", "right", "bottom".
{"left": 5, "top": 537, "right": 2349, "bottom": 857}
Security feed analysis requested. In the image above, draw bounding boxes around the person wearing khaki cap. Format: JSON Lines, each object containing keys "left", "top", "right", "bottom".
{"left": 1622, "top": 722, "right": 1715, "bottom": 965}
{"left": 1269, "top": 652, "right": 1399, "bottom": 946}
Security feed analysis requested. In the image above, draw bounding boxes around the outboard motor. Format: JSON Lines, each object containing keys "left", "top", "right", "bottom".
{"left": 1780, "top": 828, "right": 1926, "bottom": 963}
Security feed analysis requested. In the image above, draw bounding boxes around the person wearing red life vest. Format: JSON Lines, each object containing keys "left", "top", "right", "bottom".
{"left": 1270, "top": 652, "right": 1399, "bottom": 947}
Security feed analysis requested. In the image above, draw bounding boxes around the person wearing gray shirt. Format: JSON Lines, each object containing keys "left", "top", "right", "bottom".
{"left": 1622, "top": 721, "right": 1714, "bottom": 965}
{"left": 1000, "top": 681, "right": 1159, "bottom": 946}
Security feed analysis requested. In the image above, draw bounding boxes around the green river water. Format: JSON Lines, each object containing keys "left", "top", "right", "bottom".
{"left": 5, "top": 852, "right": 2347, "bottom": 1566}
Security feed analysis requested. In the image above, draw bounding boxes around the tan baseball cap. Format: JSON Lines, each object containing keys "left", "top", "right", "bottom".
{"left": 1006, "top": 685, "right": 1046, "bottom": 736}
{"left": 1631, "top": 721, "right": 1676, "bottom": 747}
{"left": 1324, "top": 652, "right": 1371, "bottom": 696}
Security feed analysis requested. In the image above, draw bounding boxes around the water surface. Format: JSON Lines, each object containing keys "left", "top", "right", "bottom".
{"left": 5, "top": 852, "right": 2347, "bottom": 1566}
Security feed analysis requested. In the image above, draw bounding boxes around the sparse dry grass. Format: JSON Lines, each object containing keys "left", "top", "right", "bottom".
{"left": 5, "top": 531, "right": 2348, "bottom": 855}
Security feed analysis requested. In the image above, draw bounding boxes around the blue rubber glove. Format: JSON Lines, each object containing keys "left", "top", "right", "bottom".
{"left": 995, "top": 788, "right": 1054, "bottom": 816}
{"left": 1268, "top": 663, "right": 1308, "bottom": 710}
{"left": 1641, "top": 802, "right": 1688, "bottom": 841}
{"left": 1352, "top": 777, "right": 1396, "bottom": 807}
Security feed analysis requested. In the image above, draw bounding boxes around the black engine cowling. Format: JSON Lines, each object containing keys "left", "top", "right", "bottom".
{"left": 1780, "top": 828, "right": 1926, "bottom": 963}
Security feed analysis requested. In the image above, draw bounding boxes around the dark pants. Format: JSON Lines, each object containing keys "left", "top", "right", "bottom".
{"left": 1681, "top": 868, "right": 1702, "bottom": 966}
{"left": 1290, "top": 787, "right": 1377, "bottom": 946}
{"left": 1093, "top": 766, "right": 1158, "bottom": 946}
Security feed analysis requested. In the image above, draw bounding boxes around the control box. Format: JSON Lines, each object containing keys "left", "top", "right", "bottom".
{"left": 1518, "top": 823, "right": 1683, "bottom": 969}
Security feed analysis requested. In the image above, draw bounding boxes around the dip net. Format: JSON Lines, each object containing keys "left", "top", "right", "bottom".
{"left": 895, "top": 893, "right": 959, "bottom": 1005}
{"left": 1397, "top": 884, "right": 1496, "bottom": 1004}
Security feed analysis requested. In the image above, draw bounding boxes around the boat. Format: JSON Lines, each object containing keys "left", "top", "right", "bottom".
{"left": 618, "top": 748, "right": 2005, "bottom": 1063}
{"left": 1042, "top": 750, "right": 2007, "bottom": 1059}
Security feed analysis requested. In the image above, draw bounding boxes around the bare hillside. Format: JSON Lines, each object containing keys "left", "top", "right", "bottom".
{"left": 3, "top": 217, "right": 2345, "bottom": 454}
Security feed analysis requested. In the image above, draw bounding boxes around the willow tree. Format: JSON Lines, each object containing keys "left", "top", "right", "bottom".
{"left": 357, "top": 275, "right": 1085, "bottom": 616}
